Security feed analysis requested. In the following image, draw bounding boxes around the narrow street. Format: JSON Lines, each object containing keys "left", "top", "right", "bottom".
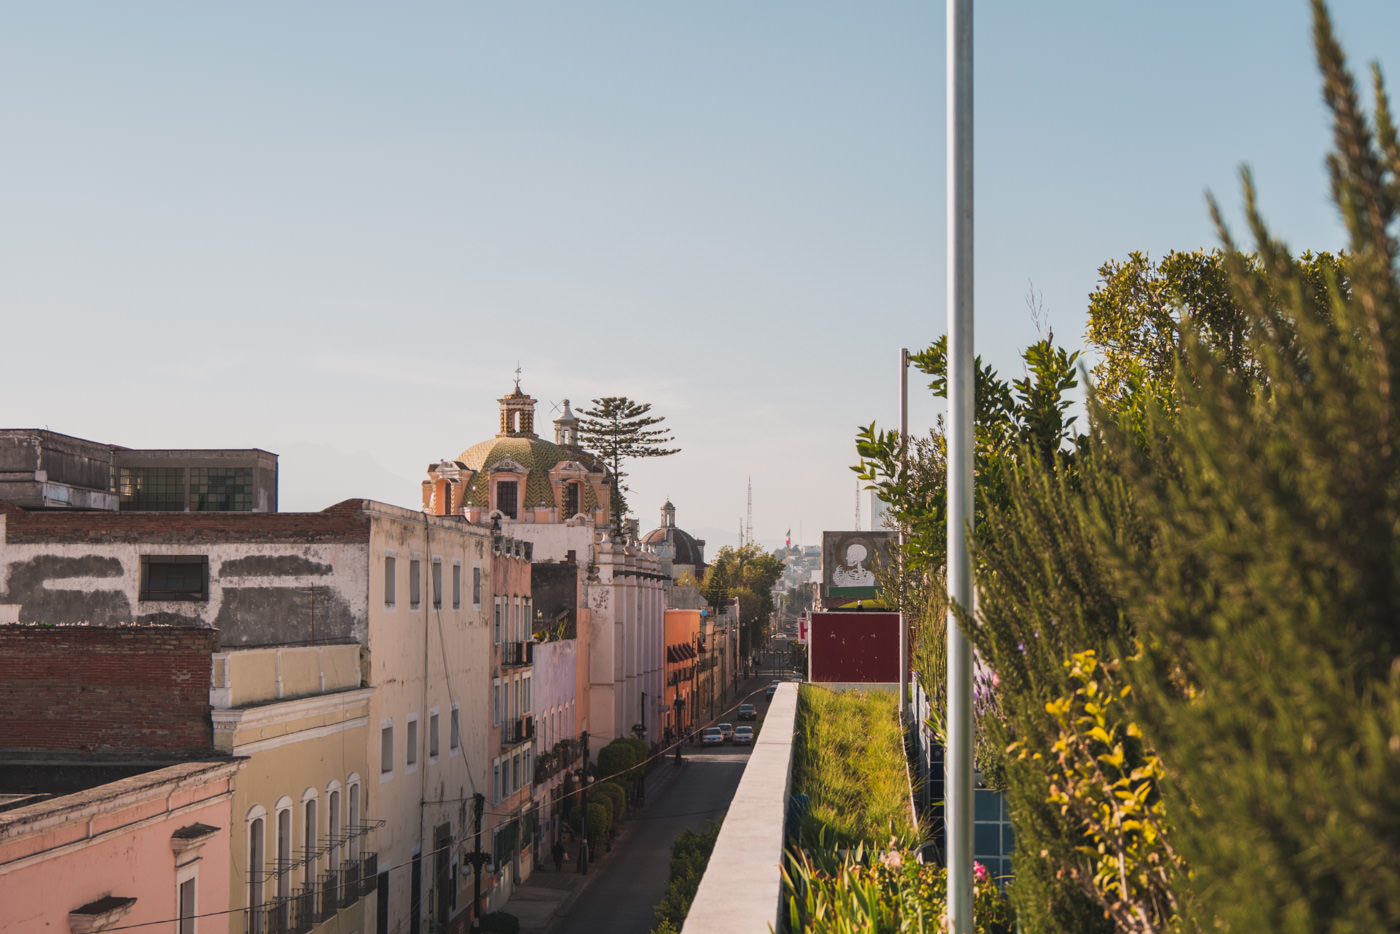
{"left": 556, "top": 746, "right": 748, "bottom": 933}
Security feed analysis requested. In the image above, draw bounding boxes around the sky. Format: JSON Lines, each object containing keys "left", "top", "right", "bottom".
{"left": 4, "top": 2, "right": 1398, "bottom": 552}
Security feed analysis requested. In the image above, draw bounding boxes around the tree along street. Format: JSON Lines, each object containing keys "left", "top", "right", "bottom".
{"left": 554, "top": 746, "right": 748, "bottom": 933}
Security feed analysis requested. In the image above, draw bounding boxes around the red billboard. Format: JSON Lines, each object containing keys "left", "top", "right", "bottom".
{"left": 808, "top": 611, "right": 904, "bottom": 684}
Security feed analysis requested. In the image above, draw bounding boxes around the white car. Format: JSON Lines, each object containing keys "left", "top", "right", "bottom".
{"left": 700, "top": 727, "right": 724, "bottom": 746}
{"left": 732, "top": 725, "right": 754, "bottom": 746}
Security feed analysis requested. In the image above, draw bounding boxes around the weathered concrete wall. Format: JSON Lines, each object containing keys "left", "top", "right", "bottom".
{"left": 0, "top": 625, "right": 219, "bottom": 756}
{"left": 0, "top": 501, "right": 371, "bottom": 645}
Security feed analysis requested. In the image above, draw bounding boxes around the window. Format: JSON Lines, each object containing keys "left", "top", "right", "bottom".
{"left": 384, "top": 555, "right": 396, "bottom": 607}
{"left": 327, "top": 789, "right": 341, "bottom": 873}
{"left": 140, "top": 555, "right": 208, "bottom": 601}
{"left": 452, "top": 562, "right": 461, "bottom": 610}
{"left": 496, "top": 480, "right": 518, "bottom": 519}
{"left": 563, "top": 481, "right": 580, "bottom": 518}
{"left": 492, "top": 760, "right": 502, "bottom": 804}
{"left": 347, "top": 781, "right": 361, "bottom": 861}
{"left": 303, "top": 797, "right": 317, "bottom": 889}
{"left": 119, "top": 466, "right": 185, "bottom": 511}
{"left": 190, "top": 466, "right": 254, "bottom": 511}
{"left": 246, "top": 809, "right": 266, "bottom": 928}
{"left": 406, "top": 715, "right": 419, "bottom": 769}
{"left": 432, "top": 558, "right": 443, "bottom": 609}
{"left": 494, "top": 599, "right": 502, "bottom": 644}
{"left": 409, "top": 557, "right": 421, "bottom": 610}
{"left": 178, "top": 875, "right": 196, "bottom": 934}
{"left": 276, "top": 804, "right": 293, "bottom": 909}
{"left": 381, "top": 722, "right": 394, "bottom": 776}
{"left": 450, "top": 705, "right": 460, "bottom": 754}
{"left": 492, "top": 680, "right": 501, "bottom": 727}
{"left": 429, "top": 711, "right": 440, "bottom": 760}
{"left": 473, "top": 566, "right": 482, "bottom": 606}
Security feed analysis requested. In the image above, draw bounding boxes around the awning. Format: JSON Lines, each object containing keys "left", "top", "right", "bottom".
{"left": 666, "top": 643, "right": 698, "bottom": 664}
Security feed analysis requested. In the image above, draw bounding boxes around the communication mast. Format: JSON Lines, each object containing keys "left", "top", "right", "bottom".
{"left": 746, "top": 477, "right": 753, "bottom": 546}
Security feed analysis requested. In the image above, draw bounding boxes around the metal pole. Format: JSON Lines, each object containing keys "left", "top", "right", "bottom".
{"left": 946, "top": 0, "right": 975, "bottom": 929}
{"left": 899, "top": 348, "right": 910, "bottom": 723}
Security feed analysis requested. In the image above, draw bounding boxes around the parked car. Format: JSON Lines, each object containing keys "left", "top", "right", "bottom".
{"left": 701, "top": 727, "right": 724, "bottom": 746}
{"left": 732, "top": 725, "right": 754, "bottom": 746}
{"left": 717, "top": 722, "right": 735, "bottom": 742}
{"left": 737, "top": 703, "right": 757, "bottom": 721}
{"left": 765, "top": 680, "right": 780, "bottom": 699}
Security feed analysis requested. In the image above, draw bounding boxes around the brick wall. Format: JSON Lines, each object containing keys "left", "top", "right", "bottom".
{"left": 0, "top": 625, "right": 218, "bottom": 755}
{"left": 0, "top": 498, "right": 371, "bottom": 545}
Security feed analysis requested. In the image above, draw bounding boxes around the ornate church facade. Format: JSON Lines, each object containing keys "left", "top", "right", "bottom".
{"left": 423, "top": 383, "right": 667, "bottom": 749}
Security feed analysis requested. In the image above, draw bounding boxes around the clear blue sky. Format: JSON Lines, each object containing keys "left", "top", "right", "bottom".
{"left": 4, "top": 2, "right": 1396, "bottom": 550}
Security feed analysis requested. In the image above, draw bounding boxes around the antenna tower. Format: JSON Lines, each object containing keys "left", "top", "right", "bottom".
{"left": 746, "top": 477, "right": 753, "bottom": 546}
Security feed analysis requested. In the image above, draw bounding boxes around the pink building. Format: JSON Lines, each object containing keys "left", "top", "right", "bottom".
{"left": 0, "top": 759, "right": 243, "bottom": 934}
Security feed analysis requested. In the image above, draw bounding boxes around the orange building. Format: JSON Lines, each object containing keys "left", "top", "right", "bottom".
{"left": 663, "top": 609, "right": 702, "bottom": 740}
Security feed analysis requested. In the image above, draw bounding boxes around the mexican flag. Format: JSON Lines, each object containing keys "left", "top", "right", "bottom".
{"left": 785, "top": 529, "right": 791, "bottom": 547}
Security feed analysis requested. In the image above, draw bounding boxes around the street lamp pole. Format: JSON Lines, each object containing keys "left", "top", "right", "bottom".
{"left": 946, "top": 0, "right": 976, "bottom": 928}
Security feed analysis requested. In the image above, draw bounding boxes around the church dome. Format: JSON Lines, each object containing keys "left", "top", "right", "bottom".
{"left": 642, "top": 500, "right": 706, "bottom": 571}
{"left": 422, "top": 380, "right": 611, "bottom": 523}
{"left": 455, "top": 435, "right": 605, "bottom": 512}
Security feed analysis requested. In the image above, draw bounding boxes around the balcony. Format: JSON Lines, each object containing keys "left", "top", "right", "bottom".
{"left": 501, "top": 641, "right": 534, "bottom": 668}
{"left": 502, "top": 714, "right": 535, "bottom": 747}
{"left": 245, "top": 824, "right": 381, "bottom": 934}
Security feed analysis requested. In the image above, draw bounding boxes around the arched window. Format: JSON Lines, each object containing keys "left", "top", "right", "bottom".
{"left": 246, "top": 805, "right": 268, "bottom": 934}
{"left": 274, "top": 797, "right": 294, "bottom": 930}
{"left": 302, "top": 789, "right": 319, "bottom": 891}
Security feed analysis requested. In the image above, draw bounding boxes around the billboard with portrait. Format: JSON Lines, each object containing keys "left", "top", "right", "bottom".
{"left": 821, "top": 530, "right": 897, "bottom": 603}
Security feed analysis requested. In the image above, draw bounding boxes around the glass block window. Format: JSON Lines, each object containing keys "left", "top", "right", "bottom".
{"left": 190, "top": 467, "right": 253, "bottom": 511}
{"left": 119, "top": 467, "right": 185, "bottom": 511}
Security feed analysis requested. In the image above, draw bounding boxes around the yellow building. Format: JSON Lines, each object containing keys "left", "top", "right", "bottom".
{"left": 212, "top": 643, "right": 375, "bottom": 934}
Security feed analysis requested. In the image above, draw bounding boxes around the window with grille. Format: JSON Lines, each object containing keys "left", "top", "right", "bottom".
{"left": 140, "top": 555, "right": 208, "bottom": 601}
{"left": 119, "top": 467, "right": 185, "bottom": 511}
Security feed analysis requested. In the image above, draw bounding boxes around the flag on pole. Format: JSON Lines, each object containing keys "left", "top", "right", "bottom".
{"left": 785, "top": 529, "right": 791, "bottom": 547}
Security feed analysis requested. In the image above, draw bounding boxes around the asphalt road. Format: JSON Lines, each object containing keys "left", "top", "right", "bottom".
{"left": 555, "top": 746, "right": 749, "bottom": 933}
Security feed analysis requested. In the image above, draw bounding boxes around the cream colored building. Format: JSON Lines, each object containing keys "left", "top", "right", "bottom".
{"left": 364, "top": 502, "right": 493, "bottom": 934}
{"left": 212, "top": 643, "right": 375, "bottom": 934}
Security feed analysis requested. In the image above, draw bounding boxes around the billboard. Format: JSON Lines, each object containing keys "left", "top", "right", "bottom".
{"left": 808, "top": 611, "right": 904, "bottom": 684}
{"left": 821, "top": 530, "right": 897, "bottom": 603}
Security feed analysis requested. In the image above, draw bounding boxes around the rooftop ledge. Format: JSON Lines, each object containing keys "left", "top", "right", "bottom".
{"left": 683, "top": 681, "right": 798, "bottom": 934}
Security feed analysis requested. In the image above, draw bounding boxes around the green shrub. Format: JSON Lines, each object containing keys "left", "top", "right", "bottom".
{"left": 593, "top": 780, "right": 628, "bottom": 823}
{"left": 567, "top": 801, "right": 610, "bottom": 850}
{"left": 597, "top": 739, "right": 638, "bottom": 784}
{"left": 651, "top": 821, "right": 722, "bottom": 933}
{"left": 624, "top": 735, "right": 650, "bottom": 772}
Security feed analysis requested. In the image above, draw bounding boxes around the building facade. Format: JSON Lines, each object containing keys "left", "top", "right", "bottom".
{"left": 422, "top": 384, "right": 667, "bottom": 749}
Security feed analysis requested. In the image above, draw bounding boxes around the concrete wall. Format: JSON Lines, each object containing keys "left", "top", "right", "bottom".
{"left": 0, "top": 625, "right": 218, "bottom": 756}
{"left": 0, "top": 501, "right": 371, "bottom": 644}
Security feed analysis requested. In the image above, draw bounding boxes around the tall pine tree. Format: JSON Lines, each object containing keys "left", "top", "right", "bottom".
{"left": 576, "top": 396, "right": 680, "bottom": 530}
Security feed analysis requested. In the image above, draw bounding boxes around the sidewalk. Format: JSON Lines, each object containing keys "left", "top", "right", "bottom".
{"left": 499, "top": 754, "right": 689, "bottom": 934}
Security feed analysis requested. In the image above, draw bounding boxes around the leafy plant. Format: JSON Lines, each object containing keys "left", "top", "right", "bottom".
{"left": 783, "top": 842, "right": 1014, "bottom": 934}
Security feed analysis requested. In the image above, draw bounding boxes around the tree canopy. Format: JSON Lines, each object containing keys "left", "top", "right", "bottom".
{"left": 701, "top": 543, "right": 784, "bottom": 656}
{"left": 575, "top": 396, "right": 680, "bottom": 529}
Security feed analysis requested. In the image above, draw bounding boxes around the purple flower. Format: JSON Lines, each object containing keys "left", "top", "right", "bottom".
{"left": 973, "top": 861, "right": 988, "bottom": 883}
